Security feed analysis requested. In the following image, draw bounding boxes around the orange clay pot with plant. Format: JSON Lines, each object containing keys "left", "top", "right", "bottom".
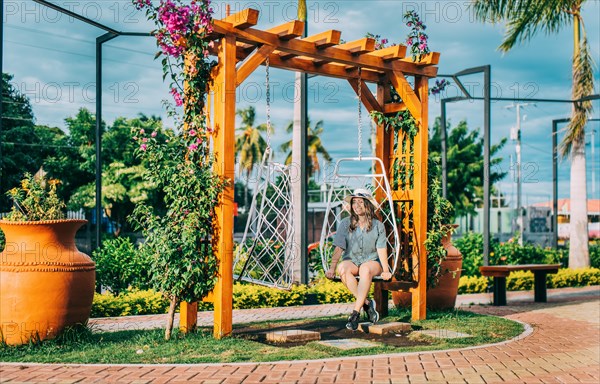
{"left": 0, "top": 173, "right": 95, "bottom": 345}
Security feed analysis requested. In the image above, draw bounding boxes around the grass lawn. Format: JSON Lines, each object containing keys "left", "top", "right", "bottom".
{"left": 0, "top": 308, "right": 523, "bottom": 364}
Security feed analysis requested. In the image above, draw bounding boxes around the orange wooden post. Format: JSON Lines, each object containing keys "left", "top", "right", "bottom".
{"left": 179, "top": 301, "right": 198, "bottom": 333}
{"left": 410, "top": 75, "right": 429, "bottom": 321}
{"left": 212, "top": 34, "right": 237, "bottom": 339}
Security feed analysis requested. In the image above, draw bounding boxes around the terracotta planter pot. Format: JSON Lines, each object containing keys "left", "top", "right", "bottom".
{"left": 0, "top": 220, "right": 95, "bottom": 345}
{"left": 392, "top": 227, "right": 463, "bottom": 310}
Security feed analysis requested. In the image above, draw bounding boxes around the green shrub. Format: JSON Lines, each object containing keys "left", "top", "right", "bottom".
{"left": 458, "top": 275, "right": 487, "bottom": 294}
{"left": 493, "top": 241, "right": 548, "bottom": 265}
{"left": 454, "top": 232, "right": 484, "bottom": 277}
{"left": 91, "top": 290, "right": 169, "bottom": 318}
{"left": 232, "top": 283, "right": 307, "bottom": 309}
{"left": 0, "top": 229, "right": 4, "bottom": 252}
{"left": 542, "top": 247, "right": 568, "bottom": 266}
{"left": 307, "top": 279, "right": 355, "bottom": 304}
{"left": 506, "top": 271, "right": 534, "bottom": 291}
{"left": 590, "top": 244, "right": 600, "bottom": 268}
{"left": 92, "top": 237, "right": 151, "bottom": 294}
{"left": 549, "top": 268, "right": 600, "bottom": 288}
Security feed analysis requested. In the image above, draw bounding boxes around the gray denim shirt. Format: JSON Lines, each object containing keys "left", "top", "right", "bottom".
{"left": 332, "top": 217, "right": 386, "bottom": 266}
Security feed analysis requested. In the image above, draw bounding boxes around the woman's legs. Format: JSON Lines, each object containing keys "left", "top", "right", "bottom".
{"left": 337, "top": 260, "right": 359, "bottom": 298}
{"left": 354, "top": 261, "right": 383, "bottom": 312}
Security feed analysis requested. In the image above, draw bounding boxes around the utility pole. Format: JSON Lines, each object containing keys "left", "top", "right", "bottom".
{"left": 590, "top": 129, "right": 596, "bottom": 199}
{"left": 507, "top": 103, "right": 534, "bottom": 245}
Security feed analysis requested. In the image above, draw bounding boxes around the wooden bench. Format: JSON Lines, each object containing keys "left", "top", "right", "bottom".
{"left": 479, "top": 264, "right": 561, "bottom": 306}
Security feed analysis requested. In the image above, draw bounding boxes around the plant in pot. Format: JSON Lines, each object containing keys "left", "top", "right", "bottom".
{"left": 0, "top": 172, "right": 95, "bottom": 345}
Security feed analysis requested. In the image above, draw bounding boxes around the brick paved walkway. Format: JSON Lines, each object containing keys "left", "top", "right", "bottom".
{"left": 1, "top": 286, "right": 599, "bottom": 383}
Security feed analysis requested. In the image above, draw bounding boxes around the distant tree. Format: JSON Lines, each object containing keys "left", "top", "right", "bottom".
{"left": 234, "top": 106, "right": 269, "bottom": 210}
{"left": 0, "top": 73, "right": 66, "bottom": 211}
{"left": 429, "top": 117, "right": 507, "bottom": 218}
{"left": 280, "top": 117, "right": 332, "bottom": 180}
{"left": 66, "top": 115, "right": 163, "bottom": 235}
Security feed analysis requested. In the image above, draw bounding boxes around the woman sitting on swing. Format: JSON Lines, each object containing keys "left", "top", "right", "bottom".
{"left": 325, "top": 188, "right": 393, "bottom": 331}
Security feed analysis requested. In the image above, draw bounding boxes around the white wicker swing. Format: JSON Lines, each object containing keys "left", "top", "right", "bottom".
{"left": 233, "top": 59, "right": 296, "bottom": 289}
{"left": 319, "top": 70, "right": 401, "bottom": 280}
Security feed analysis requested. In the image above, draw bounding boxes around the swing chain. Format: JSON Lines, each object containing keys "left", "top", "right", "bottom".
{"left": 266, "top": 57, "right": 272, "bottom": 149}
{"left": 357, "top": 68, "right": 362, "bottom": 159}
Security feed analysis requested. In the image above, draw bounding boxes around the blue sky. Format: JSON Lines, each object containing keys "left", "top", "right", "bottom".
{"left": 3, "top": 0, "right": 600, "bottom": 207}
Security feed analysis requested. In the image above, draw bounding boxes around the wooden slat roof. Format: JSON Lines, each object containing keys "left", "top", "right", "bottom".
{"left": 208, "top": 8, "right": 439, "bottom": 82}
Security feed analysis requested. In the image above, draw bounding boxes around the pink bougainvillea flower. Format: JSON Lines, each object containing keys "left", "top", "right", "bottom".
{"left": 188, "top": 129, "right": 197, "bottom": 136}
{"left": 188, "top": 143, "right": 198, "bottom": 151}
{"left": 170, "top": 88, "right": 183, "bottom": 106}
{"left": 140, "top": 128, "right": 145, "bottom": 134}
{"left": 151, "top": 131, "right": 157, "bottom": 137}
{"left": 140, "top": 144, "right": 147, "bottom": 151}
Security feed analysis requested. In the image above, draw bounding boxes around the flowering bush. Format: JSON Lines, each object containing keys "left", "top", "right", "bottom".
{"left": 430, "top": 79, "right": 450, "bottom": 96}
{"left": 131, "top": 0, "right": 227, "bottom": 340}
{"left": 404, "top": 10, "right": 430, "bottom": 62}
{"left": 4, "top": 173, "right": 66, "bottom": 221}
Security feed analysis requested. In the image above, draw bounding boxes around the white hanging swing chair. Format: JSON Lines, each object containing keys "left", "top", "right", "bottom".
{"left": 233, "top": 58, "right": 297, "bottom": 289}
{"left": 319, "top": 69, "right": 401, "bottom": 280}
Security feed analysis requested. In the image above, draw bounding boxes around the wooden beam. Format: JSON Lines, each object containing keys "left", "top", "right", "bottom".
{"left": 335, "top": 38, "right": 376, "bottom": 54}
{"left": 236, "top": 44, "right": 276, "bottom": 85}
{"left": 221, "top": 8, "right": 259, "bottom": 29}
{"left": 303, "top": 30, "right": 341, "bottom": 48}
{"left": 402, "top": 52, "right": 440, "bottom": 66}
{"left": 266, "top": 20, "right": 305, "bottom": 40}
{"left": 389, "top": 72, "right": 422, "bottom": 122}
{"left": 366, "top": 45, "right": 407, "bottom": 61}
{"left": 348, "top": 79, "right": 382, "bottom": 113}
{"left": 212, "top": 34, "right": 236, "bottom": 339}
{"left": 376, "top": 83, "right": 391, "bottom": 187}
{"left": 384, "top": 102, "right": 407, "bottom": 114}
{"left": 210, "top": 20, "right": 438, "bottom": 77}
{"left": 411, "top": 75, "right": 429, "bottom": 321}
{"left": 267, "top": 54, "right": 384, "bottom": 82}
{"left": 210, "top": 43, "right": 387, "bottom": 83}
{"left": 280, "top": 30, "right": 341, "bottom": 60}
{"left": 179, "top": 302, "right": 197, "bottom": 333}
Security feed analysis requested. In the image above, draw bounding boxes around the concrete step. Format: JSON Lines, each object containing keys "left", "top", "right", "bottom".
{"left": 359, "top": 321, "right": 412, "bottom": 335}
{"left": 265, "top": 329, "right": 321, "bottom": 343}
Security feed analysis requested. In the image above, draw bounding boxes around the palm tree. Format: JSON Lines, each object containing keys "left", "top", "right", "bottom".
{"left": 472, "top": 0, "right": 594, "bottom": 267}
{"left": 234, "top": 106, "right": 270, "bottom": 210}
{"left": 280, "top": 117, "right": 332, "bottom": 180}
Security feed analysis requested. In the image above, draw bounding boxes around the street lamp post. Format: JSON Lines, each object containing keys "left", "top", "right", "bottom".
{"left": 507, "top": 102, "right": 534, "bottom": 245}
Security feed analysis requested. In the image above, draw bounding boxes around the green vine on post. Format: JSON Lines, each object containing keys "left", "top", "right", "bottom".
{"left": 130, "top": 0, "right": 227, "bottom": 340}
{"left": 370, "top": 110, "right": 455, "bottom": 288}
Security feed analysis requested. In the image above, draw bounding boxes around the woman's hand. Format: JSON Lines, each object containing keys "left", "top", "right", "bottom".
{"left": 380, "top": 271, "right": 392, "bottom": 281}
{"left": 325, "top": 268, "right": 336, "bottom": 279}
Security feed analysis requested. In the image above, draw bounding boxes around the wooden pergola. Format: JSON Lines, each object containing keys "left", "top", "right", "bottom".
{"left": 188, "top": 8, "right": 440, "bottom": 338}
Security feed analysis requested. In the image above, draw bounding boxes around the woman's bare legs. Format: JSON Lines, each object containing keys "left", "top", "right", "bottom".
{"left": 338, "top": 260, "right": 382, "bottom": 313}
{"left": 337, "top": 260, "right": 359, "bottom": 297}
{"left": 355, "top": 261, "right": 383, "bottom": 312}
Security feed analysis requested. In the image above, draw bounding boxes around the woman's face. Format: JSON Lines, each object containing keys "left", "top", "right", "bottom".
{"left": 351, "top": 197, "right": 366, "bottom": 215}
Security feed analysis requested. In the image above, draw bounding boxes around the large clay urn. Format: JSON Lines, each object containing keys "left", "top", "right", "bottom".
{"left": 392, "top": 226, "right": 463, "bottom": 310}
{"left": 0, "top": 220, "right": 95, "bottom": 345}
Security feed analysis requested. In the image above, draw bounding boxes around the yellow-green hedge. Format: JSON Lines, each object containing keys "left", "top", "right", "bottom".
{"left": 90, "top": 269, "right": 599, "bottom": 317}
{"left": 91, "top": 279, "right": 354, "bottom": 317}
{"left": 91, "top": 290, "right": 169, "bottom": 318}
{"left": 458, "top": 276, "right": 488, "bottom": 294}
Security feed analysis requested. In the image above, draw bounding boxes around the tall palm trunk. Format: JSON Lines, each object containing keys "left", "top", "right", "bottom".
{"left": 569, "top": 138, "right": 589, "bottom": 267}
{"left": 568, "top": 15, "right": 590, "bottom": 267}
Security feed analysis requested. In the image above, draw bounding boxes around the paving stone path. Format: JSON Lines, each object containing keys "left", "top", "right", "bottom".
{"left": 1, "top": 286, "right": 598, "bottom": 383}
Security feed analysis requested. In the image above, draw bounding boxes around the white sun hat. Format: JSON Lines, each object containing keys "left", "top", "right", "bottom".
{"left": 343, "top": 188, "right": 379, "bottom": 208}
